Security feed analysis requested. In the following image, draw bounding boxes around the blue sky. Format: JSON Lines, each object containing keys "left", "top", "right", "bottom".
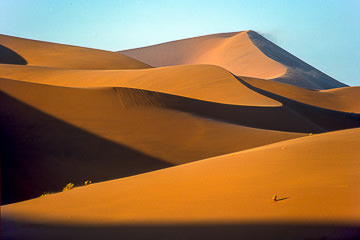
{"left": 1, "top": 0, "right": 359, "bottom": 86}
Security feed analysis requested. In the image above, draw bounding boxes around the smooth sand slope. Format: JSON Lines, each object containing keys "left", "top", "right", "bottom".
{"left": 0, "top": 63, "right": 280, "bottom": 106}
{"left": 0, "top": 34, "right": 151, "bottom": 70}
{"left": 1, "top": 77, "right": 306, "bottom": 204}
{"left": 121, "top": 31, "right": 346, "bottom": 89}
{"left": 2, "top": 128, "right": 359, "bottom": 239}
{"left": 241, "top": 76, "right": 360, "bottom": 113}
{"left": 1, "top": 64, "right": 359, "bottom": 133}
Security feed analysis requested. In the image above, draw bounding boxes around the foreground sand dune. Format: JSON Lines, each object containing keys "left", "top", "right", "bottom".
{"left": 0, "top": 34, "right": 151, "bottom": 70}
{"left": 121, "top": 31, "right": 346, "bottom": 89}
{"left": 2, "top": 128, "right": 359, "bottom": 239}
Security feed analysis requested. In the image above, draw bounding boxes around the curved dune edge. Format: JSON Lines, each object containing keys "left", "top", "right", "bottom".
{"left": 246, "top": 31, "right": 346, "bottom": 89}
{"left": 2, "top": 128, "right": 359, "bottom": 225}
{"left": 120, "top": 31, "right": 287, "bottom": 79}
{"left": 0, "top": 34, "right": 151, "bottom": 70}
{"left": 240, "top": 76, "right": 360, "bottom": 113}
{"left": 0, "top": 77, "right": 302, "bottom": 165}
{"left": 0, "top": 64, "right": 281, "bottom": 107}
{"left": 1, "top": 76, "right": 307, "bottom": 204}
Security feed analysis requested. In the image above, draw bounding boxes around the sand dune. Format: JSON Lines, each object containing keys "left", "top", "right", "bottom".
{"left": 121, "top": 31, "right": 346, "bottom": 89}
{"left": 121, "top": 31, "right": 287, "bottom": 79}
{"left": 1, "top": 31, "right": 359, "bottom": 239}
{"left": 241, "top": 76, "right": 360, "bottom": 113}
{"left": 0, "top": 34, "right": 151, "bottom": 70}
{"left": 1, "top": 76, "right": 358, "bottom": 205}
{"left": 0, "top": 77, "right": 306, "bottom": 204}
{"left": 1, "top": 64, "right": 358, "bottom": 133}
{"left": 0, "top": 63, "right": 280, "bottom": 106}
{"left": 2, "top": 128, "right": 359, "bottom": 239}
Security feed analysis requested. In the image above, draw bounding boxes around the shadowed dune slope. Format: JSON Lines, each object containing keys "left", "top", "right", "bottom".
{"left": 241, "top": 76, "right": 360, "bottom": 113}
{"left": 0, "top": 44, "right": 27, "bottom": 65}
{"left": 0, "top": 34, "right": 151, "bottom": 70}
{"left": 0, "top": 77, "right": 306, "bottom": 204}
{"left": 246, "top": 31, "right": 346, "bottom": 89}
{"left": 2, "top": 128, "right": 359, "bottom": 226}
{"left": 120, "top": 31, "right": 346, "bottom": 89}
{"left": 1, "top": 67, "right": 359, "bottom": 133}
{"left": 0, "top": 64, "right": 281, "bottom": 106}
{"left": 0, "top": 90, "right": 172, "bottom": 205}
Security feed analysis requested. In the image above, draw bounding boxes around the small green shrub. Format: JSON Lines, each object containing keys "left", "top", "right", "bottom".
{"left": 63, "top": 182, "right": 75, "bottom": 192}
{"left": 84, "top": 180, "right": 92, "bottom": 186}
{"left": 273, "top": 194, "right": 277, "bottom": 201}
{"left": 40, "top": 192, "right": 50, "bottom": 197}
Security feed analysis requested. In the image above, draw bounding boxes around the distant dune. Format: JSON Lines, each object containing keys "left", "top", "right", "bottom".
{"left": 1, "top": 31, "right": 359, "bottom": 240}
{"left": 121, "top": 31, "right": 346, "bottom": 89}
{"left": 0, "top": 34, "right": 151, "bottom": 70}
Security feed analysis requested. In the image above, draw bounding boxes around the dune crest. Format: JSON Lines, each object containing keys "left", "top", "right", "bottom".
{"left": 121, "top": 31, "right": 287, "bottom": 79}
{"left": 0, "top": 64, "right": 281, "bottom": 106}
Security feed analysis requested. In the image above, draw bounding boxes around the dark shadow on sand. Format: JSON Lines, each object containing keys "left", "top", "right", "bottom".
{"left": 236, "top": 76, "right": 360, "bottom": 131}
{"left": 2, "top": 220, "right": 360, "bottom": 240}
{"left": 0, "top": 91, "right": 172, "bottom": 205}
{"left": 110, "top": 85, "right": 360, "bottom": 134}
{"left": 0, "top": 44, "right": 27, "bottom": 65}
{"left": 275, "top": 197, "right": 290, "bottom": 202}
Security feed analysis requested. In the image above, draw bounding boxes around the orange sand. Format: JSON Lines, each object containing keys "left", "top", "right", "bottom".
{"left": 121, "top": 31, "right": 346, "bottom": 89}
{"left": 1, "top": 31, "right": 359, "bottom": 239}
{"left": 0, "top": 34, "right": 151, "bottom": 70}
{"left": 2, "top": 128, "right": 359, "bottom": 224}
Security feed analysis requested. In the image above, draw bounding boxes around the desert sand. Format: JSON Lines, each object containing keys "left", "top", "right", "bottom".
{"left": 121, "top": 30, "right": 346, "bottom": 89}
{"left": 0, "top": 34, "right": 151, "bottom": 70}
{"left": 1, "top": 31, "right": 359, "bottom": 239}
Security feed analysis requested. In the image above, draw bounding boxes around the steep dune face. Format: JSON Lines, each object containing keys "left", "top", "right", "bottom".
{"left": 2, "top": 128, "right": 359, "bottom": 226}
{"left": 0, "top": 34, "right": 151, "bottom": 70}
{"left": 121, "top": 31, "right": 346, "bottom": 89}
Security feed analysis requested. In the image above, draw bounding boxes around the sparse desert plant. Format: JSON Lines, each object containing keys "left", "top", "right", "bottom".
{"left": 273, "top": 194, "right": 278, "bottom": 201}
{"left": 63, "top": 182, "right": 75, "bottom": 192}
{"left": 84, "top": 180, "right": 92, "bottom": 186}
{"left": 40, "top": 192, "right": 50, "bottom": 197}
